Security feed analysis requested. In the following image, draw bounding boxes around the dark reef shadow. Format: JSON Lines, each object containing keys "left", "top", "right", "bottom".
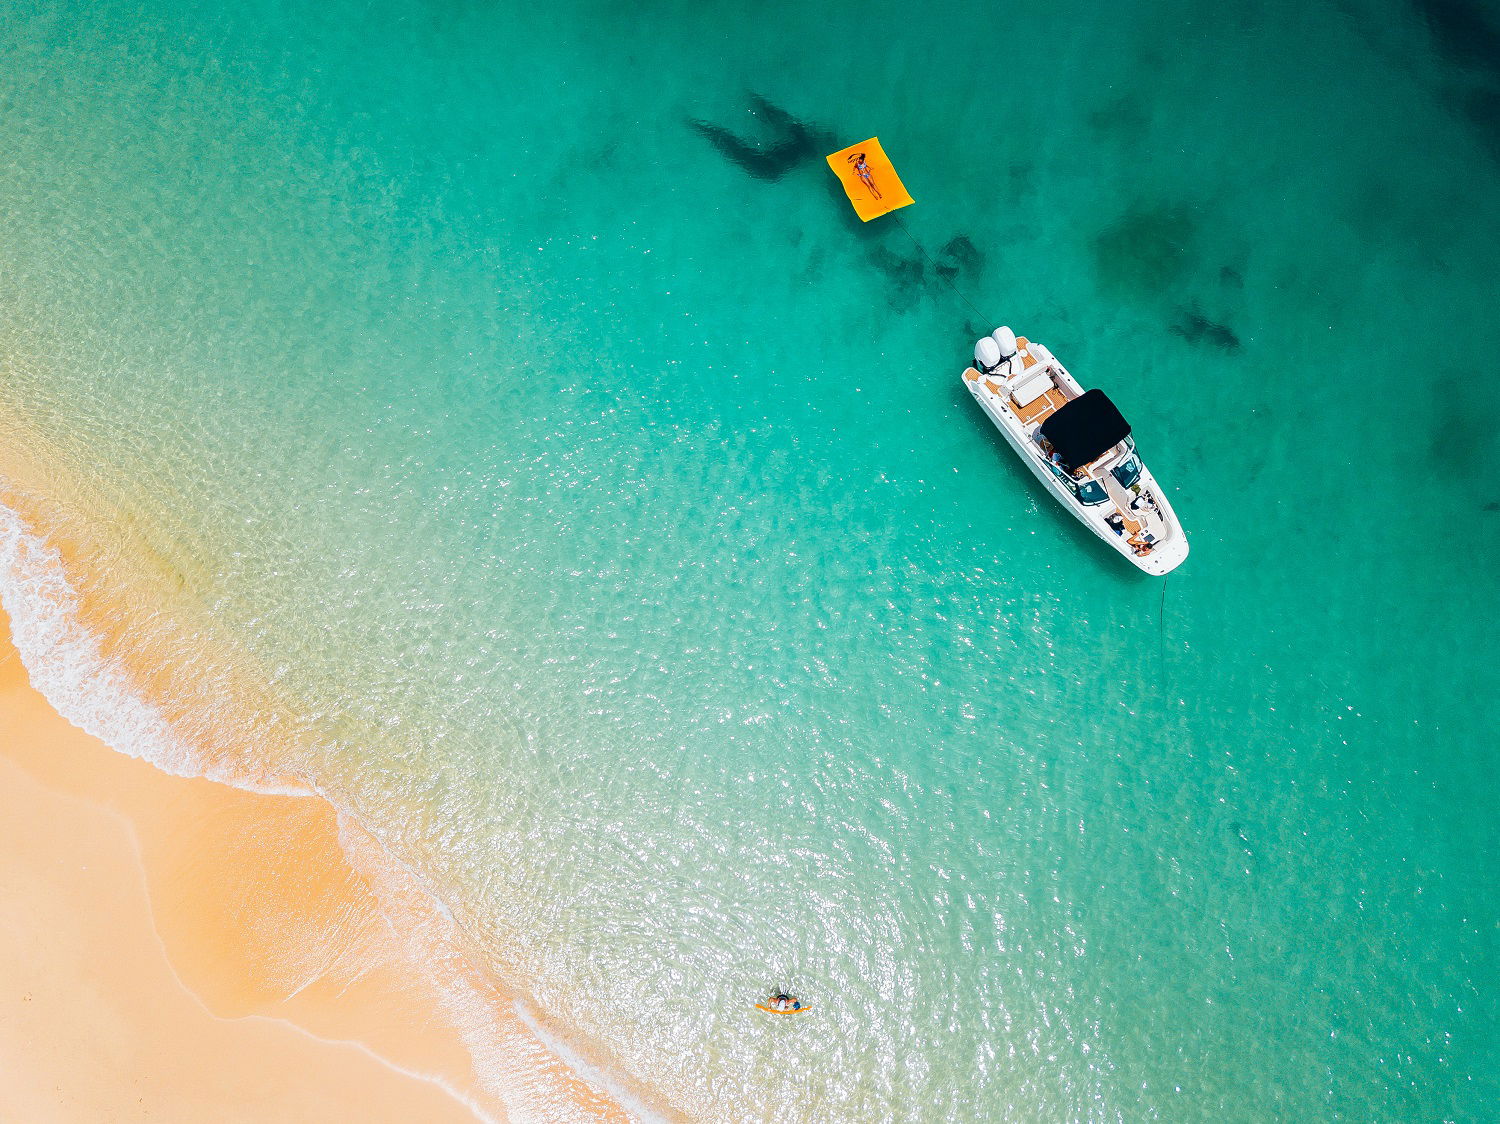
{"left": 1088, "top": 92, "right": 1151, "bottom": 140}
{"left": 934, "top": 235, "right": 983, "bottom": 282}
{"left": 1464, "top": 86, "right": 1500, "bottom": 159}
{"left": 1092, "top": 203, "right": 1198, "bottom": 296}
{"left": 1429, "top": 374, "right": 1498, "bottom": 467}
{"left": 1410, "top": 0, "right": 1500, "bottom": 159}
{"left": 1412, "top": 0, "right": 1500, "bottom": 71}
{"left": 687, "top": 93, "right": 837, "bottom": 182}
{"left": 689, "top": 95, "right": 989, "bottom": 316}
{"left": 1169, "top": 304, "right": 1241, "bottom": 352}
{"left": 868, "top": 244, "right": 926, "bottom": 308}
{"left": 867, "top": 233, "right": 988, "bottom": 314}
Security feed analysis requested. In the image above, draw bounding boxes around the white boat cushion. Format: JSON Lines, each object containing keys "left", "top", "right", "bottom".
{"left": 1011, "top": 371, "right": 1053, "bottom": 407}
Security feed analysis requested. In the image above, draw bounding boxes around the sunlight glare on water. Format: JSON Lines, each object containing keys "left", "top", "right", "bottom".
{"left": 1, "top": 0, "right": 1497, "bottom": 1118}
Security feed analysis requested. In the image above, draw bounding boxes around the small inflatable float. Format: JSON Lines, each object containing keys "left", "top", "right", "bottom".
{"left": 755, "top": 998, "right": 811, "bottom": 1014}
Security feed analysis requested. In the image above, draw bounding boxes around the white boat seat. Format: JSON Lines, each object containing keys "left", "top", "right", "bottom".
{"left": 1010, "top": 370, "right": 1054, "bottom": 407}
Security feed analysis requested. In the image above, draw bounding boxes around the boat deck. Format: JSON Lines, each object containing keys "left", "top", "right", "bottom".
{"left": 964, "top": 338, "right": 1076, "bottom": 425}
{"left": 962, "top": 329, "right": 1189, "bottom": 574}
{"left": 1010, "top": 384, "right": 1068, "bottom": 425}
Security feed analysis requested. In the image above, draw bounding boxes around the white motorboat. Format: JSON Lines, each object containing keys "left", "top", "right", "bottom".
{"left": 963, "top": 327, "right": 1188, "bottom": 575}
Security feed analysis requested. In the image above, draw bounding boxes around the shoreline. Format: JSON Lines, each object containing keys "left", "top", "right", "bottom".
{"left": 1, "top": 405, "right": 667, "bottom": 1121}
{"left": 0, "top": 600, "right": 493, "bottom": 1122}
{"left": 0, "top": 593, "right": 648, "bottom": 1121}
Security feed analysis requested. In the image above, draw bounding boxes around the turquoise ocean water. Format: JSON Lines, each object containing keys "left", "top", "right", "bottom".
{"left": 1, "top": 0, "right": 1497, "bottom": 1118}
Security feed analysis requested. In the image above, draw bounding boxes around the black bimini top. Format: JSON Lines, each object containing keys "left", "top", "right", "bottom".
{"left": 1039, "top": 389, "right": 1131, "bottom": 470}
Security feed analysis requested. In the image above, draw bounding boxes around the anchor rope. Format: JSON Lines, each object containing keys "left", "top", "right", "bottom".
{"left": 892, "top": 213, "right": 991, "bottom": 326}
{"left": 1158, "top": 574, "right": 1171, "bottom": 699}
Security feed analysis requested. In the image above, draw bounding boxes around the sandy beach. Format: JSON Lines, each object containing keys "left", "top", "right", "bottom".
{"left": 0, "top": 601, "right": 500, "bottom": 1121}
{"left": 0, "top": 411, "right": 658, "bottom": 1123}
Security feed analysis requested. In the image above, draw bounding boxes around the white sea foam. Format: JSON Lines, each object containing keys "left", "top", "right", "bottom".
{"left": 0, "top": 498, "right": 208, "bottom": 779}
{"left": 0, "top": 494, "right": 655, "bottom": 1121}
{"left": 331, "top": 805, "right": 634, "bottom": 1123}
{"left": 515, "top": 1001, "right": 664, "bottom": 1124}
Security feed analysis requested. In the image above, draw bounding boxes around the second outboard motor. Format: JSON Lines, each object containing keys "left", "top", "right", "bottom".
{"left": 991, "top": 326, "right": 1018, "bottom": 360}
{"left": 975, "top": 336, "right": 1003, "bottom": 373}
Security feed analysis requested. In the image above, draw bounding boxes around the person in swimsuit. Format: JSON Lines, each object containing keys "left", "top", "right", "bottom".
{"left": 847, "top": 152, "right": 882, "bottom": 199}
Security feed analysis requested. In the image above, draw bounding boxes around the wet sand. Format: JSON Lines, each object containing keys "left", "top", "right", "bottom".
{"left": 0, "top": 414, "right": 653, "bottom": 1123}
{"left": 0, "top": 603, "right": 495, "bottom": 1122}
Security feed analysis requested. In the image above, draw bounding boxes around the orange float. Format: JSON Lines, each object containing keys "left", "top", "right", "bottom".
{"left": 825, "top": 137, "right": 914, "bottom": 222}
{"left": 755, "top": 997, "right": 812, "bottom": 1014}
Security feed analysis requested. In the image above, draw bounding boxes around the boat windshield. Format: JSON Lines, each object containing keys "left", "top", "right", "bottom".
{"left": 1078, "top": 480, "right": 1108, "bottom": 505}
{"left": 1111, "top": 458, "right": 1141, "bottom": 488}
{"left": 1047, "top": 459, "right": 1110, "bottom": 505}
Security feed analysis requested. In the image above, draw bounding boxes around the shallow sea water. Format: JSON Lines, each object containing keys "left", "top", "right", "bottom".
{"left": 1, "top": 0, "right": 1497, "bottom": 1119}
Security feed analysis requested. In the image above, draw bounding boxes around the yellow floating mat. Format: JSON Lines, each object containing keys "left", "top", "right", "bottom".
{"left": 826, "top": 137, "right": 914, "bottom": 222}
{"left": 755, "top": 1004, "right": 812, "bottom": 1013}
